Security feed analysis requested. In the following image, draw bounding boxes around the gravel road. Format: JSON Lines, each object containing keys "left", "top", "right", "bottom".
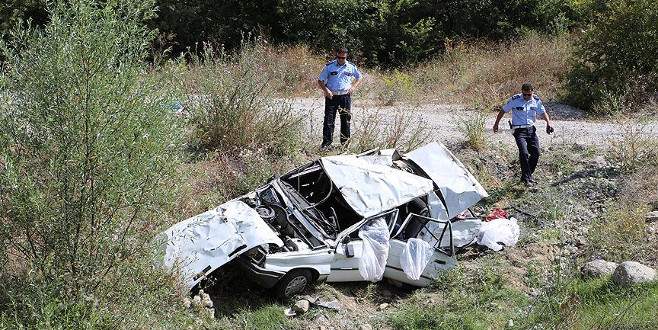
{"left": 291, "top": 97, "right": 658, "bottom": 149}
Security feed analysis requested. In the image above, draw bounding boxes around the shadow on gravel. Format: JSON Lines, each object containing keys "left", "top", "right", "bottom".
{"left": 550, "top": 166, "right": 620, "bottom": 187}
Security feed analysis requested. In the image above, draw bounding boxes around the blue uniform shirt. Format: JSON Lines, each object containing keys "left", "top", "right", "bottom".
{"left": 319, "top": 60, "right": 362, "bottom": 93}
{"left": 503, "top": 94, "right": 546, "bottom": 126}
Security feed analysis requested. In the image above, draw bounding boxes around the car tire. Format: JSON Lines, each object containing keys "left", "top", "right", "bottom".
{"left": 274, "top": 269, "right": 313, "bottom": 299}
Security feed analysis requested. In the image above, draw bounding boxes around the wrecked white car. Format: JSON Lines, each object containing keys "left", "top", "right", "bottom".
{"left": 158, "top": 142, "right": 488, "bottom": 298}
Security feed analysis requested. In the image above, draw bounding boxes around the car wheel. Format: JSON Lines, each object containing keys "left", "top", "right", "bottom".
{"left": 274, "top": 269, "right": 313, "bottom": 299}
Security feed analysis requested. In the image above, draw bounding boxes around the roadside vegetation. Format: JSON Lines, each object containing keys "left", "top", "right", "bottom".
{"left": 1, "top": 0, "right": 657, "bottom": 329}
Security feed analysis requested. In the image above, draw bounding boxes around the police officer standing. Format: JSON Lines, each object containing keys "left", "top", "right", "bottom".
{"left": 493, "top": 83, "right": 554, "bottom": 186}
{"left": 318, "top": 47, "right": 362, "bottom": 150}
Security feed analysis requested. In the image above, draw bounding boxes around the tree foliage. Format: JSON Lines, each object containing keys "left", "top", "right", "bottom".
{"left": 0, "top": 0, "right": 181, "bottom": 297}
{"left": 2, "top": 0, "right": 583, "bottom": 66}
{"left": 566, "top": 0, "right": 658, "bottom": 113}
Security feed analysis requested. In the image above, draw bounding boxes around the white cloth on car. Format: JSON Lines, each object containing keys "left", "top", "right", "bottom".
{"left": 400, "top": 238, "right": 434, "bottom": 280}
{"left": 358, "top": 218, "right": 390, "bottom": 282}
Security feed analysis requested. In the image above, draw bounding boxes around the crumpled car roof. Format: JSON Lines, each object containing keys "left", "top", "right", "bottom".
{"left": 320, "top": 155, "right": 435, "bottom": 218}
{"left": 321, "top": 142, "right": 488, "bottom": 220}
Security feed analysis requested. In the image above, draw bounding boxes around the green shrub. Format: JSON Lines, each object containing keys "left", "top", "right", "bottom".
{"left": 2, "top": 0, "right": 586, "bottom": 67}
{"left": 184, "top": 39, "right": 303, "bottom": 156}
{"left": 0, "top": 0, "right": 186, "bottom": 326}
{"left": 377, "top": 70, "right": 416, "bottom": 106}
{"left": 566, "top": 0, "right": 658, "bottom": 113}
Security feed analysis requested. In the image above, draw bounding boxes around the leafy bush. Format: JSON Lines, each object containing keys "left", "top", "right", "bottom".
{"left": 184, "top": 40, "right": 303, "bottom": 156}
{"left": 277, "top": 0, "right": 580, "bottom": 67}
{"left": 0, "top": 0, "right": 187, "bottom": 326}
{"left": 1, "top": 0, "right": 587, "bottom": 67}
{"left": 566, "top": 0, "right": 658, "bottom": 113}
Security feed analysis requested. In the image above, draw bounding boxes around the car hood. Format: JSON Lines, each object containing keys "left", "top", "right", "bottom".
{"left": 157, "top": 200, "right": 283, "bottom": 290}
{"left": 404, "top": 142, "right": 489, "bottom": 219}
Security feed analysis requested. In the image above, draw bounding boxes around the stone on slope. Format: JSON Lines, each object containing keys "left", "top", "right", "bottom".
{"left": 612, "top": 261, "right": 657, "bottom": 286}
{"left": 581, "top": 259, "right": 617, "bottom": 278}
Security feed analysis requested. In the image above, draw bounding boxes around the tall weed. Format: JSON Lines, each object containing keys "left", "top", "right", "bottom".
{"left": 589, "top": 203, "right": 652, "bottom": 262}
{"left": 349, "top": 108, "right": 429, "bottom": 152}
{"left": 184, "top": 40, "right": 304, "bottom": 156}
{"left": 458, "top": 112, "right": 487, "bottom": 151}
{"left": 607, "top": 120, "right": 658, "bottom": 172}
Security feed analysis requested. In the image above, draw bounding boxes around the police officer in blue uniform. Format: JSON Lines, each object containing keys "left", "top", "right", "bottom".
{"left": 318, "top": 47, "right": 362, "bottom": 149}
{"left": 493, "top": 83, "right": 554, "bottom": 186}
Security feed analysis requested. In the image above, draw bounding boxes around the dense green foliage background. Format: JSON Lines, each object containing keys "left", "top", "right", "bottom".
{"left": 565, "top": 0, "right": 658, "bottom": 112}
{"left": 3, "top": 0, "right": 584, "bottom": 66}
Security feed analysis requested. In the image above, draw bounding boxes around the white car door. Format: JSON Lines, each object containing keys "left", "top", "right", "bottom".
{"left": 326, "top": 239, "right": 365, "bottom": 282}
{"left": 384, "top": 213, "right": 457, "bottom": 286}
{"left": 327, "top": 210, "right": 399, "bottom": 282}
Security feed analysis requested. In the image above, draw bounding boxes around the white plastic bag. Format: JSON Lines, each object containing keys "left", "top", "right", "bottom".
{"left": 358, "top": 217, "right": 390, "bottom": 282}
{"left": 477, "top": 217, "right": 520, "bottom": 251}
{"left": 400, "top": 238, "right": 434, "bottom": 280}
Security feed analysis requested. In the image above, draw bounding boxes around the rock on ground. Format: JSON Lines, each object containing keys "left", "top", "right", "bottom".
{"left": 646, "top": 211, "right": 658, "bottom": 222}
{"left": 612, "top": 261, "right": 657, "bottom": 286}
{"left": 581, "top": 260, "right": 618, "bottom": 278}
{"left": 293, "top": 299, "right": 310, "bottom": 314}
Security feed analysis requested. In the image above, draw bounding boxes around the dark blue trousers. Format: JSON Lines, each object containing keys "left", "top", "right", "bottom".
{"left": 513, "top": 126, "right": 540, "bottom": 182}
{"left": 322, "top": 94, "right": 351, "bottom": 146}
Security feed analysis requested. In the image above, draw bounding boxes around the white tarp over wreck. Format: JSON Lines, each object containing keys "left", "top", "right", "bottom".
{"left": 158, "top": 200, "right": 283, "bottom": 289}
{"left": 405, "top": 142, "right": 489, "bottom": 218}
{"left": 321, "top": 155, "right": 434, "bottom": 218}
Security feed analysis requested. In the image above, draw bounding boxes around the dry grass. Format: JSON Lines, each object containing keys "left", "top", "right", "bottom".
{"left": 246, "top": 43, "right": 326, "bottom": 97}
{"left": 348, "top": 108, "right": 430, "bottom": 153}
{"left": 413, "top": 33, "right": 573, "bottom": 109}
{"left": 181, "top": 41, "right": 307, "bottom": 155}
{"left": 241, "top": 34, "right": 573, "bottom": 110}
{"left": 607, "top": 119, "right": 658, "bottom": 172}
{"left": 351, "top": 33, "right": 573, "bottom": 109}
{"left": 589, "top": 203, "right": 655, "bottom": 263}
{"left": 170, "top": 151, "right": 300, "bottom": 221}
{"left": 619, "top": 166, "right": 658, "bottom": 208}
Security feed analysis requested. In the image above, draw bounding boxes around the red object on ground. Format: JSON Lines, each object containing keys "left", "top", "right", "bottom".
{"left": 485, "top": 208, "right": 509, "bottom": 222}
